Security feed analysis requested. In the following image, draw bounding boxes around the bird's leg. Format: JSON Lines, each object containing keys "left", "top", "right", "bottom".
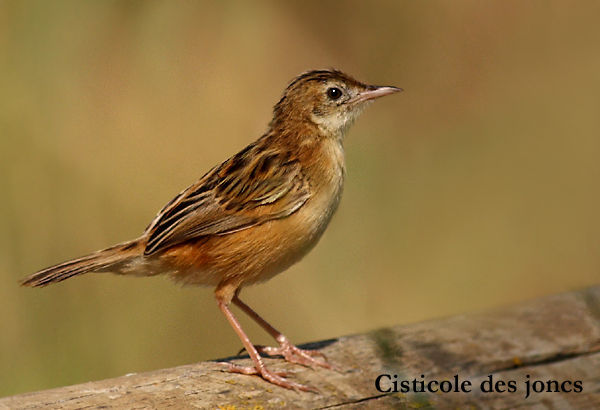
{"left": 232, "top": 294, "right": 331, "bottom": 370}
{"left": 215, "top": 286, "right": 314, "bottom": 391}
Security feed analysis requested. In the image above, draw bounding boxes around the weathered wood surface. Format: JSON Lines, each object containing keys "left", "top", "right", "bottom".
{"left": 3, "top": 286, "right": 600, "bottom": 409}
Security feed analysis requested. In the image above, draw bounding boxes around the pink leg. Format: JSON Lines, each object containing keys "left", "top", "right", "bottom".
{"left": 216, "top": 298, "right": 314, "bottom": 391}
{"left": 232, "top": 294, "right": 331, "bottom": 370}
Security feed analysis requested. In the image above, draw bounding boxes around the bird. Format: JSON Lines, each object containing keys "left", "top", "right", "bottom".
{"left": 21, "top": 69, "right": 401, "bottom": 391}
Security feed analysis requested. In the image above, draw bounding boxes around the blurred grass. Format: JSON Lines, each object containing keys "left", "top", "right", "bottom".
{"left": 2, "top": 0, "right": 600, "bottom": 397}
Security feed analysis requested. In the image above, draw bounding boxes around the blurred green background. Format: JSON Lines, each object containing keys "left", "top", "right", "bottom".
{"left": 2, "top": 0, "right": 600, "bottom": 397}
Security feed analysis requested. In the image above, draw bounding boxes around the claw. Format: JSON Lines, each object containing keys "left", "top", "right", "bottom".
{"left": 256, "top": 341, "right": 331, "bottom": 370}
{"left": 219, "top": 361, "right": 317, "bottom": 392}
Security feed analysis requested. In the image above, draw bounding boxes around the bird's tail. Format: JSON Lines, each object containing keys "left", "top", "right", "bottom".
{"left": 20, "top": 239, "right": 144, "bottom": 287}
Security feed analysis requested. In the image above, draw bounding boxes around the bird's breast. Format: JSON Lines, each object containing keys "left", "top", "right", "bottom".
{"left": 296, "top": 138, "right": 346, "bottom": 241}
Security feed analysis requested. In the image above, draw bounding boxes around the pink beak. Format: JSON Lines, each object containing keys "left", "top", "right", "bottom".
{"left": 351, "top": 85, "right": 403, "bottom": 104}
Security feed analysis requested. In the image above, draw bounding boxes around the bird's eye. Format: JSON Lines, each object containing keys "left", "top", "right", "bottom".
{"left": 326, "top": 87, "right": 342, "bottom": 100}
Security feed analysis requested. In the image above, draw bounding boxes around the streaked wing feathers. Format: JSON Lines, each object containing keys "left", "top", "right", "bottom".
{"left": 144, "top": 145, "right": 310, "bottom": 255}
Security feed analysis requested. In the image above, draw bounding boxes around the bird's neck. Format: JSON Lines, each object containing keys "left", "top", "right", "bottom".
{"left": 269, "top": 115, "right": 347, "bottom": 144}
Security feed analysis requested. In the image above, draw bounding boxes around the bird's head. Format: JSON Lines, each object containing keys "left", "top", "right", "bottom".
{"left": 271, "top": 69, "right": 401, "bottom": 139}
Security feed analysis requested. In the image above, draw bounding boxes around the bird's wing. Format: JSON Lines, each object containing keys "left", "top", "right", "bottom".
{"left": 143, "top": 145, "right": 310, "bottom": 255}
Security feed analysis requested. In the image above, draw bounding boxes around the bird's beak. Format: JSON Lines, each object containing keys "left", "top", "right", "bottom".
{"left": 350, "top": 85, "right": 403, "bottom": 104}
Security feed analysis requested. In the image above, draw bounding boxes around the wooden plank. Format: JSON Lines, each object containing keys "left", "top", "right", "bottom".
{"left": 3, "top": 286, "right": 600, "bottom": 409}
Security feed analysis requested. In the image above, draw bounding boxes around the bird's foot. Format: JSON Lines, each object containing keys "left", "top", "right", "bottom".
{"left": 255, "top": 338, "right": 332, "bottom": 370}
{"left": 219, "top": 361, "right": 317, "bottom": 392}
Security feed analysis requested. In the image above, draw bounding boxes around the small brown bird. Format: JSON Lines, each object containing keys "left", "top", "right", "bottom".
{"left": 21, "top": 69, "right": 401, "bottom": 391}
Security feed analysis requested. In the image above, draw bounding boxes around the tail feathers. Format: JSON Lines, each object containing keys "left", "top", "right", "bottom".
{"left": 21, "top": 240, "right": 143, "bottom": 288}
